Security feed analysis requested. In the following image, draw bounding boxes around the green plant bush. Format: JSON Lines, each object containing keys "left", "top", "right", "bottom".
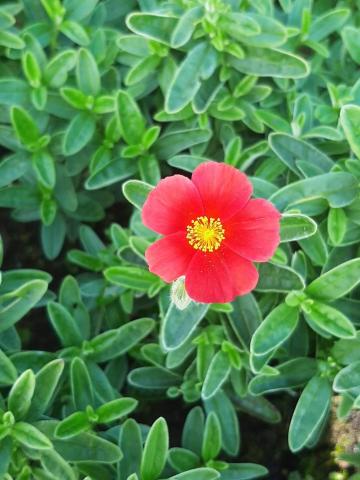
{"left": 1, "top": 0, "right": 360, "bottom": 479}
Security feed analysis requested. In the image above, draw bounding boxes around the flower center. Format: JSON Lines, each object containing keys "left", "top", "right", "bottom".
{"left": 186, "top": 216, "right": 225, "bottom": 252}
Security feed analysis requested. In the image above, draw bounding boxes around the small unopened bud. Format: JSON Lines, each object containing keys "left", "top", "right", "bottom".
{"left": 171, "top": 276, "right": 191, "bottom": 310}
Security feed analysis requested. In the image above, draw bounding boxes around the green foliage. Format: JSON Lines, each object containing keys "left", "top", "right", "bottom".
{"left": 1, "top": 0, "right": 360, "bottom": 478}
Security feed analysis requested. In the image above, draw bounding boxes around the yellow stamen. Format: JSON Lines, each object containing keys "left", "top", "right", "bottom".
{"left": 186, "top": 216, "right": 225, "bottom": 252}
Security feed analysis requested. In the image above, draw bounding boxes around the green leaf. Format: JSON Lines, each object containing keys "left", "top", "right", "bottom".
{"left": 122, "top": 180, "right": 153, "bottom": 210}
{"left": 96, "top": 397, "right": 138, "bottom": 423}
{"left": 251, "top": 303, "right": 299, "bottom": 355}
{"left": 202, "top": 350, "right": 231, "bottom": 400}
{"left": 128, "top": 366, "right": 181, "bottom": 390}
{"left": 332, "top": 335, "right": 360, "bottom": 365}
{"left": 169, "top": 469, "right": 220, "bottom": 480}
{"left": 269, "top": 172, "right": 358, "bottom": 211}
{"left": 0, "top": 29, "right": 25, "bottom": 49}
{"left": 12, "top": 422, "right": 52, "bottom": 449}
{"left": 243, "top": 13, "right": 286, "bottom": 47}
{"left": 60, "top": 20, "right": 89, "bottom": 46}
{"left": 269, "top": 133, "right": 333, "bottom": 176}
{"left": 70, "top": 357, "right": 93, "bottom": 410}
{"left": 0, "top": 280, "right": 48, "bottom": 332}
{"left": 22, "top": 51, "right": 42, "bottom": 88}
{"left": 60, "top": 86, "right": 87, "bottom": 109}
{"left": 168, "top": 448, "right": 200, "bottom": 473}
{"left": 41, "top": 196, "right": 57, "bottom": 226}
{"left": 256, "top": 263, "right": 305, "bottom": 292}
{"left": 228, "top": 294, "right": 262, "bottom": 348}
{"left": 8, "top": 369, "right": 35, "bottom": 419}
{"left": 126, "top": 13, "right": 178, "bottom": 45}
{"left": 86, "top": 317, "right": 155, "bottom": 363}
{"left": 63, "top": 112, "right": 95, "bottom": 155}
{"left": 340, "top": 104, "right": 360, "bottom": 159}
{"left": 333, "top": 360, "right": 360, "bottom": 392}
{"left": 182, "top": 407, "right": 205, "bottom": 457}
{"left": 104, "top": 266, "right": 159, "bottom": 291}
{"left": 220, "top": 464, "right": 268, "bottom": 480}
{"left": 304, "top": 301, "right": 356, "bottom": 339}
{"left": 230, "top": 48, "right": 309, "bottom": 78}
{"left": 86, "top": 159, "right": 137, "bottom": 191}
{"left": 32, "top": 150, "right": 56, "bottom": 189}
{"left": 171, "top": 6, "right": 203, "bottom": 48}
{"left": 39, "top": 420, "right": 122, "bottom": 463}
{"left": 0, "top": 349, "right": 17, "bottom": 386}
{"left": 298, "top": 229, "right": 328, "bottom": 266}
{"left": 280, "top": 213, "right": 317, "bottom": 242}
{"left": 342, "top": 26, "right": 360, "bottom": 64}
{"left": 11, "top": 106, "right": 40, "bottom": 148}
{"left": 27, "top": 359, "right": 64, "bottom": 420}
{"left": 116, "top": 90, "right": 145, "bottom": 145}
{"left": 141, "top": 417, "right": 169, "bottom": 480}
{"left": 202, "top": 412, "right": 221, "bottom": 462}
{"left": 166, "top": 42, "right": 217, "bottom": 113}
{"left": 76, "top": 48, "right": 100, "bottom": 95}
{"left": 309, "top": 8, "right": 350, "bottom": 42}
{"left": 220, "top": 12, "right": 260, "bottom": 40}
{"left": 288, "top": 376, "right": 331, "bottom": 452}
{"left": 328, "top": 208, "right": 347, "bottom": 245}
{"left": 205, "top": 391, "right": 240, "bottom": 456}
{"left": 47, "top": 301, "right": 83, "bottom": 347}
{"left": 0, "top": 154, "right": 27, "bottom": 188}
{"left": 55, "top": 411, "right": 90, "bottom": 439}
{"left": 249, "top": 358, "right": 318, "bottom": 395}
{"left": 119, "top": 419, "right": 142, "bottom": 480}
{"left": 44, "top": 49, "right": 77, "bottom": 88}
{"left": 0, "top": 78, "right": 29, "bottom": 106}
{"left": 153, "top": 128, "right": 212, "bottom": 160}
{"left": 0, "top": 437, "right": 12, "bottom": 478}
{"left": 67, "top": 250, "right": 102, "bottom": 272}
{"left": 40, "top": 449, "right": 77, "bottom": 480}
{"left": 306, "top": 258, "right": 360, "bottom": 302}
{"left": 161, "top": 302, "right": 209, "bottom": 351}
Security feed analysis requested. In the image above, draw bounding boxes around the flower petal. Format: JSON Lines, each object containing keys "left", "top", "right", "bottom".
{"left": 145, "top": 232, "right": 195, "bottom": 283}
{"left": 142, "top": 175, "right": 204, "bottom": 235}
{"left": 191, "top": 161, "right": 253, "bottom": 220}
{"left": 185, "top": 247, "right": 258, "bottom": 303}
{"left": 224, "top": 198, "right": 281, "bottom": 262}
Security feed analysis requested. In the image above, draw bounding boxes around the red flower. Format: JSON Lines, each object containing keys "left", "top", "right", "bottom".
{"left": 142, "top": 161, "right": 281, "bottom": 303}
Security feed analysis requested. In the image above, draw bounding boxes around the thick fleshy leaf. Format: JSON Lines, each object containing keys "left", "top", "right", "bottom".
{"left": 205, "top": 391, "right": 240, "bottom": 456}
{"left": 306, "top": 258, "right": 360, "bottom": 302}
{"left": 288, "top": 376, "right": 332, "bottom": 452}
{"left": 201, "top": 351, "right": 231, "bottom": 400}
{"left": 162, "top": 302, "right": 208, "bottom": 351}
{"left": 256, "top": 263, "right": 305, "bottom": 292}
{"left": 166, "top": 43, "right": 217, "bottom": 113}
{"left": 280, "top": 213, "right": 317, "bottom": 242}
{"left": 249, "top": 358, "right": 318, "bottom": 395}
{"left": 230, "top": 48, "right": 309, "bottom": 78}
{"left": 304, "top": 301, "right": 356, "bottom": 339}
{"left": 221, "top": 463, "right": 268, "bottom": 480}
{"left": 269, "top": 133, "right": 334, "bottom": 176}
{"left": 333, "top": 361, "right": 360, "bottom": 392}
{"left": 270, "top": 173, "right": 358, "bottom": 211}
{"left": 251, "top": 303, "right": 299, "bottom": 355}
{"left": 141, "top": 417, "right": 169, "bottom": 480}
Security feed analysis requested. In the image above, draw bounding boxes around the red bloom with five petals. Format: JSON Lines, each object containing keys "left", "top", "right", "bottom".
{"left": 142, "top": 161, "right": 281, "bottom": 304}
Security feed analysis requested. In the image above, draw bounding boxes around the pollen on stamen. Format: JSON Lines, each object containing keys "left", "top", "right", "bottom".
{"left": 186, "top": 216, "right": 225, "bottom": 253}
